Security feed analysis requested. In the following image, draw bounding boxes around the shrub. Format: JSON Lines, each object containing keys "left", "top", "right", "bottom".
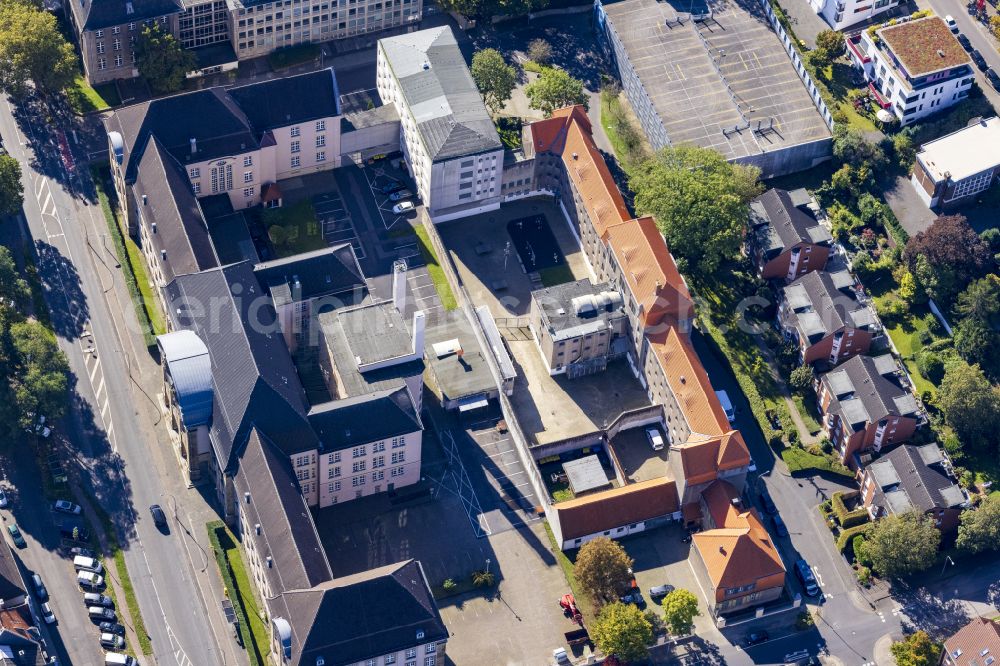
{"left": 820, "top": 438, "right": 833, "bottom": 454}
{"left": 527, "top": 38, "right": 552, "bottom": 65}
{"left": 832, "top": 491, "right": 870, "bottom": 528}
{"left": 472, "top": 570, "right": 495, "bottom": 588}
{"left": 789, "top": 365, "right": 814, "bottom": 393}
{"left": 981, "top": 227, "right": 1000, "bottom": 252}
{"left": 795, "top": 611, "right": 815, "bottom": 630}
{"left": 917, "top": 351, "right": 945, "bottom": 384}
{"left": 852, "top": 252, "right": 875, "bottom": 277}
{"left": 442, "top": 578, "right": 457, "bottom": 591}
{"left": 836, "top": 523, "right": 873, "bottom": 552}
{"left": 857, "top": 565, "right": 872, "bottom": 586}
{"left": 853, "top": 535, "right": 871, "bottom": 565}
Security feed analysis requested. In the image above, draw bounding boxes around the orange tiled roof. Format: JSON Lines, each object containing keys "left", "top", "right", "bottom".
{"left": 693, "top": 481, "right": 785, "bottom": 589}
{"left": 604, "top": 216, "right": 693, "bottom": 327}
{"left": 647, "top": 326, "right": 732, "bottom": 437}
{"left": 675, "top": 432, "right": 751, "bottom": 485}
{"left": 554, "top": 477, "right": 679, "bottom": 541}
{"left": 944, "top": 618, "right": 1000, "bottom": 666}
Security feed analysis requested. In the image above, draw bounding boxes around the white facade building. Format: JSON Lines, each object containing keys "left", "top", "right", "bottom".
{"left": 810, "top": 0, "right": 897, "bottom": 31}
{"left": 848, "top": 16, "right": 974, "bottom": 126}
{"left": 377, "top": 26, "right": 504, "bottom": 222}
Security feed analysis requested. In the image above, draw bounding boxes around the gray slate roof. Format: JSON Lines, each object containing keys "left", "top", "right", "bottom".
{"left": 163, "top": 262, "right": 318, "bottom": 471}
{"left": 270, "top": 560, "right": 448, "bottom": 666}
{"left": 750, "top": 188, "right": 832, "bottom": 253}
{"left": 233, "top": 430, "right": 333, "bottom": 592}
{"left": 307, "top": 386, "right": 422, "bottom": 451}
{"left": 866, "top": 444, "right": 967, "bottom": 515}
{"left": 70, "top": 0, "right": 182, "bottom": 31}
{"left": 0, "top": 545, "right": 25, "bottom": 605}
{"left": 820, "top": 355, "right": 917, "bottom": 431}
{"left": 783, "top": 271, "right": 876, "bottom": 341}
{"left": 254, "top": 244, "right": 366, "bottom": 308}
{"left": 379, "top": 27, "right": 502, "bottom": 162}
{"left": 228, "top": 70, "right": 341, "bottom": 132}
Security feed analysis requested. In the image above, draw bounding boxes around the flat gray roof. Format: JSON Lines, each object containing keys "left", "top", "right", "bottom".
{"left": 424, "top": 312, "right": 496, "bottom": 403}
{"left": 600, "top": 0, "right": 830, "bottom": 160}
{"left": 564, "top": 455, "right": 612, "bottom": 495}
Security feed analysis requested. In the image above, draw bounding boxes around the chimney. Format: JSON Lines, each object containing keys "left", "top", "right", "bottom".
{"left": 392, "top": 259, "right": 408, "bottom": 313}
{"left": 411, "top": 310, "right": 426, "bottom": 357}
{"left": 190, "top": 137, "right": 197, "bottom": 155}
{"left": 141, "top": 194, "right": 147, "bottom": 205}
{"left": 291, "top": 275, "right": 302, "bottom": 302}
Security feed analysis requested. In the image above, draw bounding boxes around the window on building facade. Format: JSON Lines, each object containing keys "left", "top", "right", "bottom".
{"left": 243, "top": 171, "right": 253, "bottom": 184}
{"left": 316, "top": 120, "right": 325, "bottom": 131}
{"left": 291, "top": 156, "right": 300, "bottom": 168}
{"left": 96, "top": 29, "right": 104, "bottom": 37}
{"left": 391, "top": 466, "right": 404, "bottom": 477}
{"left": 328, "top": 452, "right": 341, "bottom": 464}
{"left": 316, "top": 135, "right": 325, "bottom": 147}
{"left": 316, "top": 151, "right": 325, "bottom": 162}
{"left": 372, "top": 470, "right": 384, "bottom": 482}
{"left": 372, "top": 455, "right": 384, "bottom": 468}
{"left": 328, "top": 466, "right": 340, "bottom": 478}
{"left": 193, "top": 182, "right": 201, "bottom": 195}
{"left": 406, "top": 650, "right": 417, "bottom": 659}
{"left": 352, "top": 475, "right": 366, "bottom": 487}
{"left": 372, "top": 441, "right": 385, "bottom": 453}
{"left": 113, "top": 38, "right": 121, "bottom": 51}
{"left": 391, "top": 436, "right": 405, "bottom": 448}
{"left": 244, "top": 155, "right": 253, "bottom": 167}
{"left": 352, "top": 460, "right": 366, "bottom": 473}
{"left": 98, "top": 58, "right": 107, "bottom": 70}
{"left": 290, "top": 140, "right": 300, "bottom": 153}
{"left": 385, "top": 655, "right": 396, "bottom": 665}
{"left": 352, "top": 446, "right": 366, "bottom": 458}
{"left": 113, "top": 25, "right": 121, "bottom": 34}
{"left": 290, "top": 125, "right": 301, "bottom": 137}
{"left": 115, "top": 55, "right": 123, "bottom": 67}
{"left": 391, "top": 451, "right": 405, "bottom": 464}
{"left": 97, "top": 41, "right": 105, "bottom": 54}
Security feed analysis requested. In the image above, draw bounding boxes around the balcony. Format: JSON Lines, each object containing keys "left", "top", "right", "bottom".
{"left": 868, "top": 82, "right": 891, "bottom": 109}
{"left": 847, "top": 34, "right": 871, "bottom": 64}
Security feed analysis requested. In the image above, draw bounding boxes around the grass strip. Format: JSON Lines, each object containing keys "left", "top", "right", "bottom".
{"left": 413, "top": 224, "right": 458, "bottom": 310}
{"left": 206, "top": 521, "right": 266, "bottom": 666}
{"left": 91, "top": 166, "right": 161, "bottom": 345}
{"left": 538, "top": 263, "right": 574, "bottom": 287}
{"left": 781, "top": 446, "right": 854, "bottom": 478}
{"left": 542, "top": 521, "right": 596, "bottom": 622}
{"left": 66, "top": 75, "right": 117, "bottom": 114}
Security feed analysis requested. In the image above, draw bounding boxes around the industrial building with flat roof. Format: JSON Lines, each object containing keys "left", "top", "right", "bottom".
{"left": 594, "top": 0, "right": 832, "bottom": 177}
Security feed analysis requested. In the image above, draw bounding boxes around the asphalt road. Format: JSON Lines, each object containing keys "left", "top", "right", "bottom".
{"left": 0, "top": 94, "right": 224, "bottom": 666}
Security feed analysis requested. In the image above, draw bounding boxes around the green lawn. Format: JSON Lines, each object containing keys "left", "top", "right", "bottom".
{"left": 542, "top": 521, "right": 596, "bottom": 621}
{"left": 123, "top": 234, "right": 165, "bottom": 335}
{"left": 413, "top": 224, "right": 458, "bottom": 310}
{"left": 262, "top": 200, "right": 327, "bottom": 258}
{"left": 207, "top": 523, "right": 268, "bottom": 666}
{"left": 66, "top": 76, "right": 119, "bottom": 114}
{"left": 267, "top": 44, "right": 321, "bottom": 70}
{"left": 538, "top": 263, "right": 575, "bottom": 287}
{"left": 791, "top": 395, "right": 822, "bottom": 435}
{"left": 781, "top": 446, "right": 854, "bottom": 478}
{"left": 113, "top": 548, "right": 152, "bottom": 654}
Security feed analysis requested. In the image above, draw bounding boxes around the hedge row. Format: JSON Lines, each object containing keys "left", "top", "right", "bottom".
{"left": 836, "top": 523, "right": 872, "bottom": 553}
{"left": 831, "top": 491, "right": 870, "bottom": 528}
{"left": 882, "top": 207, "right": 910, "bottom": 246}
{"left": 206, "top": 521, "right": 263, "bottom": 666}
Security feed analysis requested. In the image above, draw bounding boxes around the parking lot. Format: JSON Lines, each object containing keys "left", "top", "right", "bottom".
{"left": 360, "top": 159, "right": 416, "bottom": 232}
{"left": 313, "top": 190, "right": 365, "bottom": 259}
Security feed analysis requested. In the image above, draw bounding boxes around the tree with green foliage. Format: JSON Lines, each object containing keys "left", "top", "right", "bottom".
{"left": 892, "top": 133, "right": 916, "bottom": 169}
{"left": 661, "top": 589, "right": 700, "bottom": 636}
{"left": 573, "top": 537, "right": 633, "bottom": 606}
{"left": 471, "top": 49, "right": 517, "bottom": 115}
{"left": 135, "top": 23, "right": 197, "bottom": 94}
{"left": 525, "top": 67, "right": 587, "bottom": 116}
{"left": 527, "top": 38, "right": 553, "bottom": 65}
{"left": 628, "top": 145, "right": 762, "bottom": 276}
{"left": 789, "top": 365, "right": 813, "bottom": 393}
{"left": 0, "top": 155, "right": 24, "bottom": 217}
{"left": 8, "top": 320, "right": 69, "bottom": 429}
{"left": 0, "top": 247, "right": 28, "bottom": 307}
{"left": 890, "top": 631, "right": 942, "bottom": 666}
{"left": 589, "top": 602, "right": 653, "bottom": 662}
{"left": 905, "top": 215, "right": 992, "bottom": 305}
{"left": 954, "top": 318, "right": 1000, "bottom": 380}
{"left": 832, "top": 126, "right": 887, "bottom": 171}
{"left": 915, "top": 351, "right": 944, "bottom": 385}
{"left": 861, "top": 512, "right": 940, "bottom": 578}
{"left": 938, "top": 361, "right": 1000, "bottom": 454}
{"left": 438, "top": 0, "right": 544, "bottom": 17}
{"left": 0, "top": 0, "right": 78, "bottom": 96}
{"left": 956, "top": 274, "right": 1000, "bottom": 323}
{"left": 811, "top": 30, "right": 845, "bottom": 68}
{"left": 956, "top": 493, "right": 1000, "bottom": 554}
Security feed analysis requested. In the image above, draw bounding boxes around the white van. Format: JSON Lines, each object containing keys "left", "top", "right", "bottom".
{"left": 716, "top": 390, "right": 736, "bottom": 424}
{"left": 105, "top": 653, "right": 136, "bottom": 666}
{"left": 77, "top": 571, "right": 104, "bottom": 589}
{"left": 73, "top": 555, "right": 103, "bottom": 573}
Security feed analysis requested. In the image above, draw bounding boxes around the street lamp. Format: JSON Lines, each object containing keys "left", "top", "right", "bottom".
{"left": 940, "top": 555, "right": 955, "bottom": 576}
{"left": 485, "top": 558, "right": 491, "bottom": 575}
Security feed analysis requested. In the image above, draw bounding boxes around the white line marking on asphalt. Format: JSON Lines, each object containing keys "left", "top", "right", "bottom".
{"left": 94, "top": 376, "right": 106, "bottom": 401}
{"left": 88, "top": 357, "right": 101, "bottom": 382}
{"left": 100, "top": 398, "right": 110, "bottom": 421}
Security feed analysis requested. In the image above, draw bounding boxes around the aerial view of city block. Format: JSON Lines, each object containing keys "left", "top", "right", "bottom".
{"left": 0, "top": 0, "right": 999, "bottom": 661}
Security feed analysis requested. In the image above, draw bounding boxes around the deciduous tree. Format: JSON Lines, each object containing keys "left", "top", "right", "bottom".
{"left": 525, "top": 67, "right": 587, "bottom": 116}
{"left": 590, "top": 602, "right": 653, "bottom": 663}
{"left": 0, "top": 0, "right": 78, "bottom": 96}
{"left": 861, "top": 512, "right": 940, "bottom": 578}
{"left": 527, "top": 38, "right": 553, "bottom": 65}
{"left": 905, "top": 215, "right": 991, "bottom": 305}
{"left": 938, "top": 361, "right": 1000, "bottom": 453}
{"left": 811, "top": 30, "right": 845, "bottom": 68}
{"left": 0, "top": 155, "right": 24, "bottom": 217}
{"left": 0, "top": 247, "right": 28, "bottom": 307}
{"left": 8, "top": 320, "right": 69, "bottom": 428}
{"left": 890, "top": 631, "right": 942, "bottom": 666}
{"left": 628, "top": 145, "right": 762, "bottom": 275}
{"left": 573, "top": 537, "right": 633, "bottom": 605}
{"left": 135, "top": 23, "right": 197, "bottom": 95}
{"left": 789, "top": 365, "right": 813, "bottom": 393}
{"left": 661, "top": 589, "right": 700, "bottom": 636}
{"left": 471, "top": 49, "right": 517, "bottom": 115}
{"left": 956, "top": 493, "right": 1000, "bottom": 554}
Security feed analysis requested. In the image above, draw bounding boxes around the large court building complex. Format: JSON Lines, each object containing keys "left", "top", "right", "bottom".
{"left": 595, "top": 0, "right": 833, "bottom": 177}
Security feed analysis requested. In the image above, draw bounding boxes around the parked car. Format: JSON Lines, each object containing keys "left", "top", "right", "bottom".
{"left": 945, "top": 14, "right": 958, "bottom": 31}
{"left": 150, "top": 505, "right": 167, "bottom": 529}
{"left": 388, "top": 189, "right": 413, "bottom": 202}
{"left": 648, "top": 584, "right": 675, "bottom": 599}
{"left": 619, "top": 590, "right": 645, "bottom": 607}
{"left": 33, "top": 415, "right": 51, "bottom": 438}
{"left": 31, "top": 574, "right": 47, "bottom": 602}
{"left": 74, "top": 556, "right": 103, "bottom": 574}
{"left": 553, "top": 648, "right": 571, "bottom": 664}
{"left": 971, "top": 49, "right": 988, "bottom": 72}
{"left": 743, "top": 630, "right": 770, "bottom": 647}
{"left": 645, "top": 427, "right": 665, "bottom": 451}
{"left": 100, "top": 633, "right": 125, "bottom": 650}
{"left": 392, "top": 201, "right": 415, "bottom": 214}
{"left": 958, "top": 33, "right": 973, "bottom": 51}
{"left": 715, "top": 390, "right": 736, "bottom": 423}
{"left": 381, "top": 180, "right": 406, "bottom": 194}
{"left": 77, "top": 571, "right": 104, "bottom": 589}
{"left": 7, "top": 524, "right": 25, "bottom": 548}
{"left": 759, "top": 490, "right": 778, "bottom": 515}
{"left": 70, "top": 546, "right": 95, "bottom": 559}
{"left": 794, "top": 559, "right": 821, "bottom": 597}
{"left": 83, "top": 593, "right": 114, "bottom": 608}
{"left": 986, "top": 68, "right": 1000, "bottom": 91}
{"left": 772, "top": 514, "right": 789, "bottom": 538}
{"left": 105, "top": 653, "right": 136, "bottom": 666}
{"left": 0, "top": 488, "right": 9, "bottom": 509}
{"left": 87, "top": 606, "right": 115, "bottom": 621}
{"left": 53, "top": 500, "right": 81, "bottom": 515}
{"left": 99, "top": 621, "right": 125, "bottom": 635}
{"left": 40, "top": 602, "right": 55, "bottom": 624}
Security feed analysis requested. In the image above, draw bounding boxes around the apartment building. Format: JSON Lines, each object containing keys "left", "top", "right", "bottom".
{"left": 911, "top": 117, "right": 1000, "bottom": 210}
{"left": 748, "top": 188, "right": 832, "bottom": 282}
{"left": 859, "top": 443, "right": 968, "bottom": 532}
{"left": 847, "top": 16, "right": 974, "bottom": 126}
{"left": 105, "top": 70, "right": 342, "bottom": 295}
{"left": 816, "top": 354, "right": 922, "bottom": 467}
{"left": 377, "top": 26, "right": 505, "bottom": 222}
{"left": 809, "top": 0, "right": 897, "bottom": 31}
{"left": 779, "top": 270, "right": 880, "bottom": 366}
{"left": 70, "top": 0, "right": 421, "bottom": 85}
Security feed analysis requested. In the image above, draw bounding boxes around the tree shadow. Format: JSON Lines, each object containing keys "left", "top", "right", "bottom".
{"left": 892, "top": 583, "right": 971, "bottom": 640}
{"left": 32, "top": 241, "right": 90, "bottom": 343}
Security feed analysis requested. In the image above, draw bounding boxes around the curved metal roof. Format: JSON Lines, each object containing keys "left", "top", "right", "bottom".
{"left": 158, "top": 330, "right": 213, "bottom": 429}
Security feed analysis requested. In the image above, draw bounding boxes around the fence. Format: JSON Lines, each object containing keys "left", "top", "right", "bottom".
{"left": 927, "top": 298, "right": 954, "bottom": 336}
{"left": 758, "top": 0, "right": 836, "bottom": 131}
